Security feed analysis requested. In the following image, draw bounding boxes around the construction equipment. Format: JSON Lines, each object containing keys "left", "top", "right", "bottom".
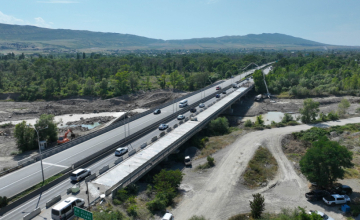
{"left": 57, "top": 129, "right": 74, "bottom": 145}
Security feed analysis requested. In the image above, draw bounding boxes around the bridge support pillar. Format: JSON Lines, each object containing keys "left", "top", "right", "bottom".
{"left": 223, "top": 107, "right": 233, "bottom": 114}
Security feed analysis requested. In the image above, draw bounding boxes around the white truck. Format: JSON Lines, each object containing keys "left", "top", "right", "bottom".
{"left": 323, "top": 194, "right": 350, "bottom": 206}
{"left": 162, "top": 212, "right": 174, "bottom": 220}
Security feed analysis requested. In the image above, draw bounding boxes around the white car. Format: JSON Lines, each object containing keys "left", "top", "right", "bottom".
{"left": 177, "top": 115, "right": 185, "bottom": 120}
{"left": 70, "top": 168, "right": 91, "bottom": 182}
{"left": 115, "top": 147, "right": 128, "bottom": 156}
{"left": 199, "top": 103, "right": 205, "bottom": 108}
{"left": 308, "top": 210, "right": 334, "bottom": 220}
{"left": 323, "top": 194, "right": 350, "bottom": 206}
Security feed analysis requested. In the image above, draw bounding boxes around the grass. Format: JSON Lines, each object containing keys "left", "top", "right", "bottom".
{"left": 8, "top": 173, "right": 63, "bottom": 204}
{"left": 197, "top": 129, "right": 244, "bottom": 158}
{"left": 242, "top": 147, "right": 278, "bottom": 188}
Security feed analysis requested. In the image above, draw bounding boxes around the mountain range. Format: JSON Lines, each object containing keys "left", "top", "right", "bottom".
{"left": 0, "top": 23, "right": 347, "bottom": 52}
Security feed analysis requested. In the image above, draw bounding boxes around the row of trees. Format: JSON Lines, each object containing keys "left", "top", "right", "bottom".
{"left": 0, "top": 52, "right": 274, "bottom": 100}
{"left": 253, "top": 52, "right": 360, "bottom": 97}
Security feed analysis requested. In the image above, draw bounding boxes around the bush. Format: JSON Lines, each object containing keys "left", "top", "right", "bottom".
{"left": 244, "top": 119, "right": 252, "bottom": 127}
{"left": 126, "top": 204, "right": 138, "bottom": 217}
{"left": 281, "top": 113, "right": 294, "bottom": 123}
{"left": 208, "top": 117, "right": 229, "bottom": 135}
{"left": 146, "top": 197, "right": 167, "bottom": 212}
{"left": 115, "top": 189, "right": 128, "bottom": 202}
{"left": 207, "top": 156, "right": 215, "bottom": 167}
{"left": 287, "top": 121, "right": 299, "bottom": 126}
{"left": 327, "top": 111, "right": 339, "bottom": 120}
{"left": 250, "top": 193, "right": 265, "bottom": 219}
{"left": 319, "top": 112, "right": 327, "bottom": 122}
{"left": 254, "top": 115, "right": 264, "bottom": 126}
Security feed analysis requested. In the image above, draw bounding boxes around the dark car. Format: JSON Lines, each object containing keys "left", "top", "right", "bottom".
{"left": 215, "top": 94, "right": 220, "bottom": 98}
{"left": 216, "top": 86, "right": 221, "bottom": 90}
{"left": 177, "top": 115, "right": 185, "bottom": 120}
{"left": 222, "top": 90, "right": 227, "bottom": 94}
{"left": 305, "top": 190, "right": 330, "bottom": 201}
{"left": 158, "top": 124, "right": 169, "bottom": 130}
{"left": 190, "top": 108, "right": 197, "bottom": 113}
{"left": 153, "top": 109, "right": 161, "bottom": 115}
{"left": 330, "top": 184, "right": 353, "bottom": 195}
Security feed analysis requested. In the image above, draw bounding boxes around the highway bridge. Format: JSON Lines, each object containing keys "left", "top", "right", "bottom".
{"left": 0, "top": 63, "right": 272, "bottom": 220}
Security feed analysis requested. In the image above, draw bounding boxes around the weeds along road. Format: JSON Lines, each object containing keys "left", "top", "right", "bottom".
{"left": 172, "top": 117, "right": 360, "bottom": 220}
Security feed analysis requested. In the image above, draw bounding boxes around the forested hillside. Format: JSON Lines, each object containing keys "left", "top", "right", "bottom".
{"left": 0, "top": 52, "right": 275, "bottom": 100}
{"left": 253, "top": 52, "right": 360, "bottom": 97}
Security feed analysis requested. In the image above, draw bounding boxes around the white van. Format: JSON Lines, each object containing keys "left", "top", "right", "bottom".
{"left": 51, "top": 197, "right": 85, "bottom": 220}
{"left": 179, "top": 99, "right": 188, "bottom": 108}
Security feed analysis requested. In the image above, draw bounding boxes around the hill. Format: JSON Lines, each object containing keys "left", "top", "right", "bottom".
{"left": 0, "top": 23, "right": 339, "bottom": 52}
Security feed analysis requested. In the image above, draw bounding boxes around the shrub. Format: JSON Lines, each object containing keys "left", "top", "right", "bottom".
{"left": 254, "top": 115, "right": 264, "bottom": 126}
{"left": 126, "top": 204, "right": 138, "bottom": 217}
{"left": 327, "top": 111, "right": 339, "bottom": 120}
{"left": 146, "top": 197, "right": 167, "bottom": 212}
{"left": 0, "top": 196, "right": 8, "bottom": 208}
{"left": 207, "top": 156, "right": 215, "bottom": 167}
{"left": 126, "top": 184, "right": 139, "bottom": 195}
{"left": 113, "top": 199, "right": 121, "bottom": 205}
{"left": 244, "top": 119, "right": 253, "bottom": 127}
{"left": 281, "top": 113, "right": 294, "bottom": 123}
{"left": 208, "top": 117, "right": 229, "bottom": 135}
{"left": 287, "top": 121, "right": 299, "bottom": 126}
{"left": 116, "top": 189, "right": 128, "bottom": 202}
{"left": 319, "top": 112, "right": 327, "bottom": 122}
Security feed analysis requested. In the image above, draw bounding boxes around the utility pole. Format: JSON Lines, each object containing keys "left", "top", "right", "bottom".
{"left": 28, "top": 125, "right": 48, "bottom": 184}
{"left": 86, "top": 181, "right": 90, "bottom": 211}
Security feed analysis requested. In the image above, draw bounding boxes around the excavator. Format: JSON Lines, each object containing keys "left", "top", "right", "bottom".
{"left": 57, "top": 129, "right": 75, "bottom": 145}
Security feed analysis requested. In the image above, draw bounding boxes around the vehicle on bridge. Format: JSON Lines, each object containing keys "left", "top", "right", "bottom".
{"left": 216, "top": 86, "right": 221, "bottom": 90}
{"left": 216, "top": 94, "right": 220, "bottom": 98}
{"left": 153, "top": 109, "right": 161, "bottom": 115}
{"left": 177, "top": 115, "right": 185, "bottom": 120}
{"left": 51, "top": 197, "right": 85, "bottom": 220}
{"left": 115, "top": 147, "right": 128, "bottom": 156}
{"left": 199, "top": 103, "right": 205, "bottom": 108}
{"left": 179, "top": 99, "right": 188, "bottom": 108}
{"left": 190, "top": 108, "right": 197, "bottom": 113}
{"left": 159, "top": 124, "right": 169, "bottom": 130}
{"left": 70, "top": 168, "right": 91, "bottom": 182}
{"left": 222, "top": 90, "right": 227, "bottom": 94}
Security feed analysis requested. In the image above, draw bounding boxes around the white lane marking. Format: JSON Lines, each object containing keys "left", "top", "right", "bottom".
{"left": 42, "top": 162, "right": 68, "bottom": 168}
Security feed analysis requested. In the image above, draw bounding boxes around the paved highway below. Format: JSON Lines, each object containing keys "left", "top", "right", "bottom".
{"left": 0, "top": 64, "right": 271, "bottom": 220}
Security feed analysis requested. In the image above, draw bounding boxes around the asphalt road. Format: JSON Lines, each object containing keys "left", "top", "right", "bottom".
{"left": 0, "top": 64, "right": 271, "bottom": 220}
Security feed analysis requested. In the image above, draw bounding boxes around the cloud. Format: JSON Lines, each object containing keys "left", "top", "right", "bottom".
{"left": 37, "top": 0, "right": 79, "bottom": 3}
{"left": 0, "top": 11, "right": 53, "bottom": 28}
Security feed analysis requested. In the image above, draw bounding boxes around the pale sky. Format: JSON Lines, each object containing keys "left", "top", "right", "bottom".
{"left": 1, "top": 0, "right": 359, "bottom": 46}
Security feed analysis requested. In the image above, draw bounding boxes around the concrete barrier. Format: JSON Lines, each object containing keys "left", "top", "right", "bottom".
{"left": 85, "top": 173, "right": 97, "bottom": 182}
{"left": 173, "top": 124, "right": 178, "bottom": 129}
{"left": 67, "top": 187, "right": 72, "bottom": 194}
{"left": 114, "top": 157, "right": 123, "bottom": 164}
{"left": 179, "top": 121, "right": 184, "bottom": 125}
{"left": 23, "top": 207, "right": 41, "bottom": 220}
{"left": 140, "top": 143, "right": 147, "bottom": 149}
{"left": 185, "top": 117, "right": 189, "bottom": 122}
{"left": 200, "top": 109, "right": 203, "bottom": 112}
{"left": 46, "top": 194, "right": 61, "bottom": 208}
{"left": 99, "top": 165, "right": 109, "bottom": 175}
{"left": 166, "top": 127, "right": 172, "bottom": 133}
{"left": 151, "top": 136, "right": 158, "bottom": 142}
{"left": 128, "top": 149, "right": 136, "bottom": 157}
{"left": 160, "top": 132, "right": 165, "bottom": 137}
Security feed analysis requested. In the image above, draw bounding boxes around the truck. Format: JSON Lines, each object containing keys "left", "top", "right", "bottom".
{"left": 305, "top": 190, "right": 330, "bottom": 201}
{"left": 162, "top": 212, "right": 174, "bottom": 220}
{"left": 323, "top": 194, "right": 351, "bottom": 206}
{"left": 184, "top": 156, "right": 191, "bottom": 166}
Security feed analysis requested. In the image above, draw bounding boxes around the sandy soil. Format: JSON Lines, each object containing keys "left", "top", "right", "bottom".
{"left": 172, "top": 118, "right": 360, "bottom": 220}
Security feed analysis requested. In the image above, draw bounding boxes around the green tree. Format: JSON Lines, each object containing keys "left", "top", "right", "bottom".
{"left": 93, "top": 210, "right": 125, "bottom": 220}
{"left": 98, "top": 78, "right": 108, "bottom": 98}
{"left": 34, "top": 114, "right": 58, "bottom": 142}
{"left": 44, "top": 78, "right": 56, "bottom": 97}
{"left": 250, "top": 193, "right": 265, "bottom": 219}
{"left": 207, "top": 156, "right": 215, "bottom": 166}
{"left": 300, "top": 99, "right": 320, "bottom": 123}
{"left": 66, "top": 80, "right": 79, "bottom": 96}
{"left": 14, "top": 121, "right": 36, "bottom": 151}
{"left": 153, "top": 169, "right": 183, "bottom": 190}
{"left": 244, "top": 119, "right": 253, "bottom": 127}
{"left": 144, "top": 76, "right": 152, "bottom": 90}
{"left": 300, "top": 136, "right": 353, "bottom": 187}
{"left": 114, "top": 71, "right": 130, "bottom": 95}
{"left": 281, "top": 113, "right": 294, "bottom": 123}
{"left": 157, "top": 74, "right": 167, "bottom": 89}
{"left": 337, "top": 98, "right": 350, "bottom": 117}
{"left": 83, "top": 77, "right": 95, "bottom": 95}
{"left": 253, "top": 70, "right": 267, "bottom": 94}
{"left": 255, "top": 115, "right": 264, "bottom": 126}
{"left": 208, "top": 117, "right": 229, "bottom": 135}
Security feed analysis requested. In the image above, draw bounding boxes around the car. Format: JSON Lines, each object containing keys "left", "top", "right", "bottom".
{"left": 190, "top": 117, "right": 198, "bottom": 121}
{"left": 70, "top": 168, "right": 91, "bottom": 182}
{"left": 184, "top": 156, "right": 191, "bottom": 166}
{"left": 177, "top": 115, "right": 185, "bottom": 120}
{"left": 115, "top": 147, "right": 128, "bottom": 156}
{"left": 330, "top": 183, "right": 353, "bottom": 195}
{"left": 159, "top": 124, "right": 169, "bottom": 130}
{"left": 232, "top": 83, "right": 238, "bottom": 88}
{"left": 222, "top": 90, "right": 227, "bottom": 94}
{"left": 199, "top": 103, "right": 205, "bottom": 108}
{"left": 323, "top": 194, "right": 350, "bottom": 206}
{"left": 190, "top": 108, "right": 197, "bottom": 113}
{"left": 153, "top": 109, "right": 161, "bottom": 115}
{"left": 305, "top": 190, "right": 330, "bottom": 201}
{"left": 216, "top": 86, "right": 221, "bottom": 90}
{"left": 308, "top": 210, "right": 334, "bottom": 220}
{"left": 162, "top": 212, "right": 174, "bottom": 220}
{"left": 215, "top": 94, "right": 220, "bottom": 98}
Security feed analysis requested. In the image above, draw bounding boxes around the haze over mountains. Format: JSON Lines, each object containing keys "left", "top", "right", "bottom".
{"left": 0, "top": 23, "right": 347, "bottom": 52}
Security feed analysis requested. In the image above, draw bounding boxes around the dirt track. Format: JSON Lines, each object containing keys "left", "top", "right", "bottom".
{"left": 173, "top": 118, "right": 360, "bottom": 220}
